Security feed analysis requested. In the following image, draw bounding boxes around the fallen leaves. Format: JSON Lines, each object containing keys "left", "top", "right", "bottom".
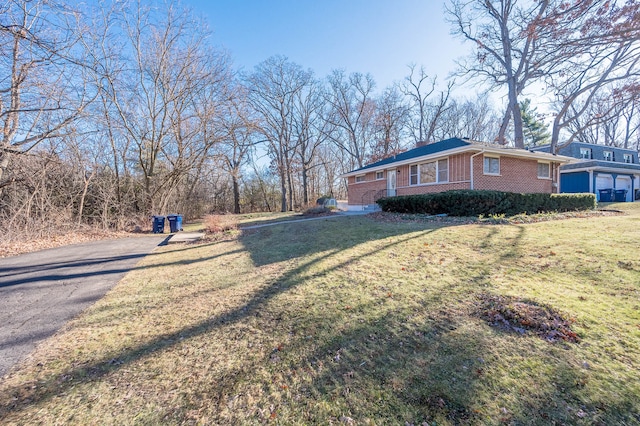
{"left": 476, "top": 294, "right": 580, "bottom": 343}
{"left": 0, "top": 229, "right": 134, "bottom": 258}
{"left": 369, "top": 209, "right": 623, "bottom": 226}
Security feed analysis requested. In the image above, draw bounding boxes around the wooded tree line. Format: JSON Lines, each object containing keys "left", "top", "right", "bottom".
{"left": 1, "top": 0, "right": 638, "bottom": 234}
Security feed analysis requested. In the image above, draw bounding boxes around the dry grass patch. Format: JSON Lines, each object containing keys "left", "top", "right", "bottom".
{"left": 1, "top": 206, "right": 639, "bottom": 424}
{"left": 204, "top": 214, "right": 238, "bottom": 233}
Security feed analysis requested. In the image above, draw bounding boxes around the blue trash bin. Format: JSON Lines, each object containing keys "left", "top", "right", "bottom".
{"left": 598, "top": 189, "right": 613, "bottom": 202}
{"left": 614, "top": 189, "right": 628, "bottom": 202}
{"left": 152, "top": 216, "right": 165, "bottom": 233}
{"left": 167, "top": 214, "right": 183, "bottom": 233}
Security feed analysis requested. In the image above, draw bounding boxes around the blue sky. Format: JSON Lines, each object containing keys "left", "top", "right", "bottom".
{"left": 184, "top": 0, "right": 467, "bottom": 91}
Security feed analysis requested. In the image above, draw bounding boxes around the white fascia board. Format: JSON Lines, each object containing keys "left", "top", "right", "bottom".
{"left": 340, "top": 145, "right": 573, "bottom": 178}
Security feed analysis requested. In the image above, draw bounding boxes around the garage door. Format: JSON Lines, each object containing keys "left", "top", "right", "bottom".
{"left": 595, "top": 174, "right": 614, "bottom": 202}
{"left": 616, "top": 176, "right": 632, "bottom": 202}
{"left": 595, "top": 174, "right": 614, "bottom": 190}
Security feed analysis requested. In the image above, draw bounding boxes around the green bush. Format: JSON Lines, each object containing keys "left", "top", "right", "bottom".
{"left": 376, "top": 190, "right": 596, "bottom": 216}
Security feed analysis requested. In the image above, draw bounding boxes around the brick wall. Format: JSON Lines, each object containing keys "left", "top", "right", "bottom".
{"left": 394, "top": 153, "right": 472, "bottom": 195}
{"left": 473, "top": 155, "right": 553, "bottom": 193}
{"left": 347, "top": 172, "right": 387, "bottom": 205}
{"left": 346, "top": 152, "right": 557, "bottom": 205}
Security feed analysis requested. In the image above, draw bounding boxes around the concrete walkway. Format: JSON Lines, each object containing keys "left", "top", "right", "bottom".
{"left": 167, "top": 232, "right": 205, "bottom": 244}
{"left": 0, "top": 236, "right": 166, "bottom": 377}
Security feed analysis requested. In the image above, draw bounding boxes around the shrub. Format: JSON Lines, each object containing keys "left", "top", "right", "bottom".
{"left": 204, "top": 214, "right": 238, "bottom": 234}
{"left": 376, "top": 190, "right": 595, "bottom": 217}
{"left": 303, "top": 205, "right": 333, "bottom": 216}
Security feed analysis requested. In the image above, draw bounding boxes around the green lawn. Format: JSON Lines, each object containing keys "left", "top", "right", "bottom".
{"left": 1, "top": 204, "right": 639, "bottom": 425}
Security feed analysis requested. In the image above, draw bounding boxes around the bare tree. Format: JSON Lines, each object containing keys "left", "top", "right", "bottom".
{"left": 401, "top": 65, "right": 454, "bottom": 145}
{"left": 437, "top": 94, "right": 502, "bottom": 142}
{"left": 545, "top": 1, "right": 640, "bottom": 151}
{"left": 216, "top": 82, "right": 258, "bottom": 214}
{"left": 97, "top": 2, "right": 230, "bottom": 214}
{"left": 447, "top": 0, "right": 555, "bottom": 148}
{"left": 569, "top": 84, "right": 640, "bottom": 148}
{"left": 325, "top": 70, "right": 377, "bottom": 169}
{"left": 246, "top": 56, "right": 312, "bottom": 212}
{"left": 292, "top": 78, "right": 333, "bottom": 205}
{"left": 448, "top": 0, "right": 640, "bottom": 151}
{"left": 0, "top": 0, "right": 92, "bottom": 193}
{"left": 369, "top": 85, "right": 409, "bottom": 162}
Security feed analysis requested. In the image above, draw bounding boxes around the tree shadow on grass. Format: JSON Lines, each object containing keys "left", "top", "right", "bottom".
{"left": 0, "top": 216, "right": 436, "bottom": 419}
{"left": 2, "top": 216, "right": 637, "bottom": 424}
{"left": 273, "top": 304, "right": 491, "bottom": 424}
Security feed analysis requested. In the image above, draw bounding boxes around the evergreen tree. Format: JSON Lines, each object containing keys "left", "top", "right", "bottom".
{"left": 520, "top": 99, "right": 551, "bottom": 147}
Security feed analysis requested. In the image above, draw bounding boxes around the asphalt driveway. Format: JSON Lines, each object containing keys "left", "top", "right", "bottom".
{"left": 0, "top": 235, "right": 167, "bottom": 377}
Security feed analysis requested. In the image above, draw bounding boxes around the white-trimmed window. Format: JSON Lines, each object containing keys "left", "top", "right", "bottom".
{"left": 579, "top": 148, "right": 591, "bottom": 159}
{"left": 537, "top": 162, "right": 551, "bottom": 179}
{"left": 603, "top": 151, "right": 613, "bottom": 161}
{"left": 438, "top": 159, "right": 448, "bottom": 182}
{"left": 410, "top": 165, "right": 418, "bottom": 185}
{"left": 409, "top": 159, "right": 449, "bottom": 185}
{"left": 375, "top": 171, "right": 384, "bottom": 180}
{"left": 355, "top": 175, "right": 365, "bottom": 183}
{"left": 623, "top": 154, "right": 633, "bottom": 164}
{"left": 483, "top": 156, "right": 500, "bottom": 175}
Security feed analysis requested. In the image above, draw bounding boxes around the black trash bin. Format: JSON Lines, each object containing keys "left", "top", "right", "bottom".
{"left": 614, "top": 189, "right": 628, "bottom": 202}
{"left": 598, "top": 188, "right": 613, "bottom": 202}
{"left": 152, "top": 215, "right": 165, "bottom": 233}
{"left": 167, "top": 214, "right": 183, "bottom": 233}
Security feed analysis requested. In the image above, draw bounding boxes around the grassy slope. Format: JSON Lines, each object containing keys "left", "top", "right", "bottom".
{"left": 1, "top": 206, "right": 639, "bottom": 425}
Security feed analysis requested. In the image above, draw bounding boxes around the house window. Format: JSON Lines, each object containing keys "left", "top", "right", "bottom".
{"left": 410, "top": 165, "right": 418, "bottom": 185}
{"left": 438, "top": 159, "right": 449, "bottom": 182}
{"left": 483, "top": 156, "right": 500, "bottom": 175}
{"left": 603, "top": 151, "right": 613, "bottom": 161}
{"left": 419, "top": 162, "right": 436, "bottom": 183}
{"left": 355, "top": 175, "right": 365, "bottom": 183}
{"left": 409, "top": 159, "right": 449, "bottom": 185}
{"left": 623, "top": 154, "right": 633, "bottom": 164}
{"left": 579, "top": 148, "right": 591, "bottom": 159}
{"left": 375, "top": 171, "right": 384, "bottom": 180}
{"left": 537, "top": 162, "right": 551, "bottom": 179}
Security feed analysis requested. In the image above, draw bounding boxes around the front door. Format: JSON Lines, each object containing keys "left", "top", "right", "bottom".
{"left": 387, "top": 169, "right": 396, "bottom": 197}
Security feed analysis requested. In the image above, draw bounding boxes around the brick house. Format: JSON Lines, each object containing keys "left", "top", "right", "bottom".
{"left": 533, "top": 142, "right": 640, "bottom": 202}
{"left": 340, "top": 138, "right": 573, "bottom": 210}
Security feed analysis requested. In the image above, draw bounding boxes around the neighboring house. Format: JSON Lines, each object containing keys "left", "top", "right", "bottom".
{"left": 340, "top": 138, "right": 573, "bottom": 210}
{"left": 534, "top": 142, "right": 640, "bottom": 202}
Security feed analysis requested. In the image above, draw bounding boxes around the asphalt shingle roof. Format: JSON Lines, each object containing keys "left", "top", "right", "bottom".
{"left": 351, "top": 137, "right": 471, "bottom": 173}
